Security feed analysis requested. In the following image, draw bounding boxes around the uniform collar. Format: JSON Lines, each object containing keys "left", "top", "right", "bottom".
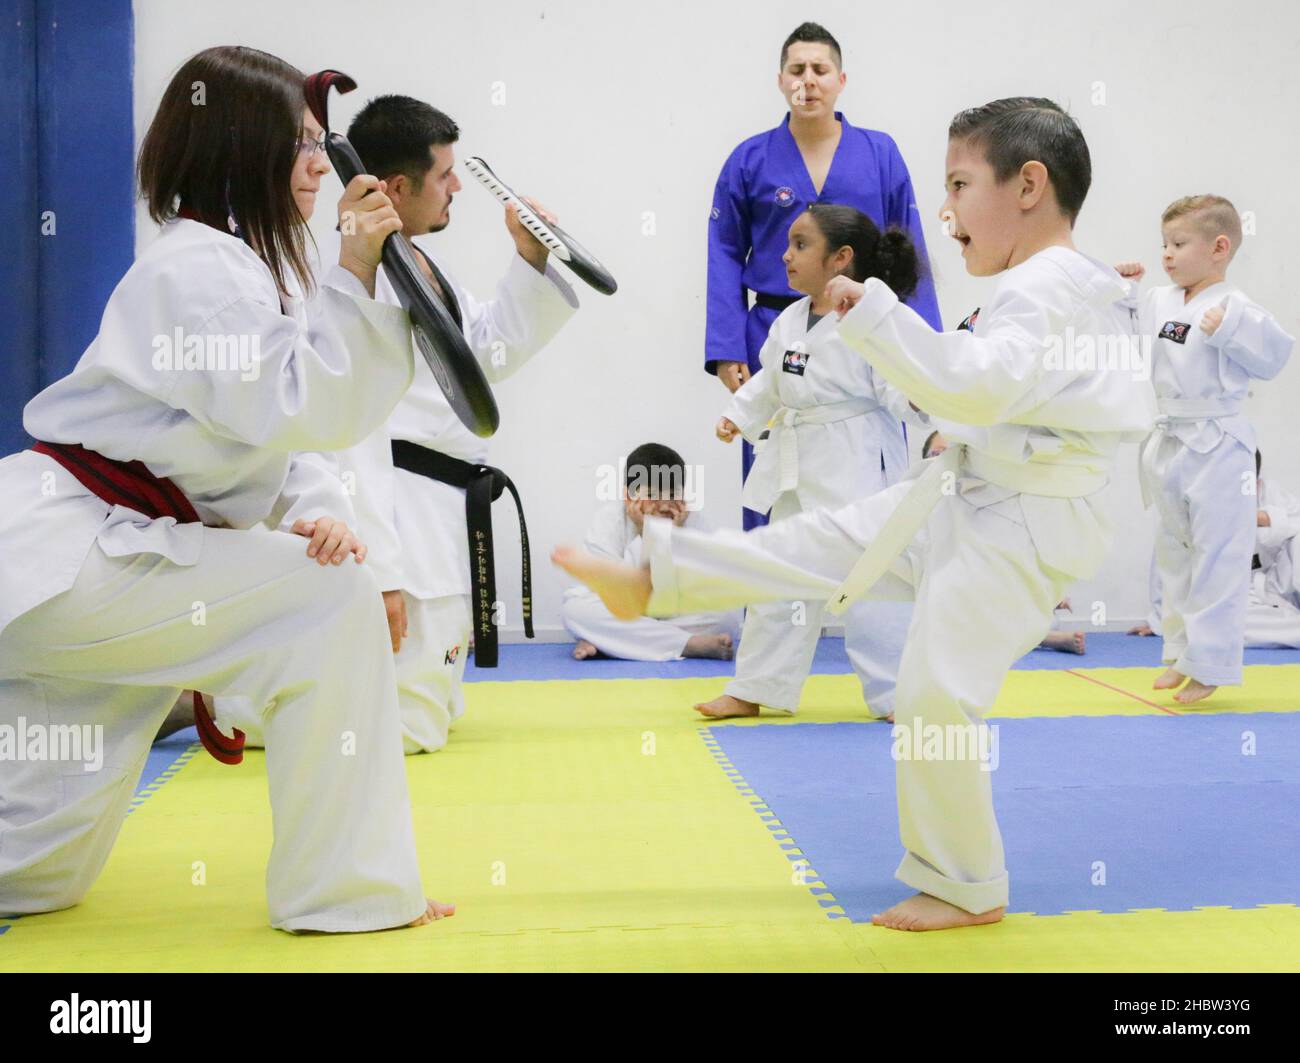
{"left": 1015, "top": 245, "right": 1130, "bottom": 307}
{"left": 780, "top": 110, "right": 850, "bottom": 134}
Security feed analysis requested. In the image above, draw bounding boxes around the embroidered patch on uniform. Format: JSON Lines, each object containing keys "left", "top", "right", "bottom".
{"left": 444, "top": 645, "right": 461, "bottom": 665}
{"left": 957, "top": 307, "right": 980, "bottom": 332}
{"left": 782, "top": 348, "right": 809, "bottom": 375}
{"left": 1159, "top": 320, "right": 1191, "bottom": 344}
{"left": 774, "top": 186, "right": 796, "bottom": 208}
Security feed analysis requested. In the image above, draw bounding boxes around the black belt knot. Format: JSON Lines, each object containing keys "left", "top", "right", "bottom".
{"left": 390, "top": 439, "right": 533, "bottom": 667}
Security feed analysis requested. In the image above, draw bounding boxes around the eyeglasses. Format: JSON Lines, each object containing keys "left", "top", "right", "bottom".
{"left": 295, "top": 133, "right": 327, "bottom": 158}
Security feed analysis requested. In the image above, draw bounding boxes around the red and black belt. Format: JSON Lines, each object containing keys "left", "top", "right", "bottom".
{"left": 31, "top": 440, "right": 246, "bottom": 765}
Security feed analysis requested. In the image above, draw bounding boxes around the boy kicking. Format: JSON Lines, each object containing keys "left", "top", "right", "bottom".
{"left": 556, "top": 98, "right": 1155, "bottom": 931}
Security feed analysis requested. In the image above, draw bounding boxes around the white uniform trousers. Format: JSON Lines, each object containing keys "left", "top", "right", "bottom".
{"left": 1145, "top": 434, "right": 1256, "bottom": 686}
{"left": 644, "top": 483, "right": 1068, "bottom": 914}
{"left": 220, "top": 591, "right": 472, "bottom": 756}
{"left": 1245, "top": 567, "right": 1300, "bottom": 648}
{"left": 562, "top": 592, "right": 742, "bottom": 662}
{"left": 725, "top": 492, "right": 909, "bottom": 717}
{"left": 0, "top": 531, "right": 426, "bottom": 932}
{"left": 395, "top": 593, "right": 472, "bottom": 754}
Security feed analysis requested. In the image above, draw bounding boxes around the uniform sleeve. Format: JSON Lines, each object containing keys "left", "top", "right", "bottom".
{"left": 1258, "top": 480, "right": 1300, "bottom": 568}
{"left": 835, "top": 276, "right": 1062, "bottom": 426}
{"left": 452, "top": 251, "right": 580, "bottom": 384}
{"left": 1207, "top": 294, "right": 1294, "bottom": 381}
{"left": 581, "top": 501, "right": 632, "bottom": 561}
{"left": 866, "top": 364, "right": 930, "bottom": 427}
{"left": 334, "top": 424, "right": 406, "bottom": 592}
{"left": 1115, "top": 278, "right": 1142, "bottom": 328}
{"left": 269, "top": 451, "right": 356, "bottom": 534}
{"left": 167, "top": 265, "right": 415, "bottom": 452}
{"left": 883, "top": 137, "right": 943, "bottom": 331}
{"left": 705, "top": 147, "right": 752, "bottom": 373}
{"left": 723, "top": 365, "right": 781, "bottom": 442}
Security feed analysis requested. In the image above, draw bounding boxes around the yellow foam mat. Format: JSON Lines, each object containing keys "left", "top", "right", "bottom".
{"left": 2, "top": 665, "right": 1297, "bottom": 971}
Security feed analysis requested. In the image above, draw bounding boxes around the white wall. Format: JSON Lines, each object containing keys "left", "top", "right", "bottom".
{"left": 134, "top": 0, "right": 1300, "bottom": 636}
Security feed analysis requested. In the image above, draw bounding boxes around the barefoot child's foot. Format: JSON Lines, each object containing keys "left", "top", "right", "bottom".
{"left": 551, "top": 546, "right": 651, "bottom": 620}
{"left": 1174, "top": 678, "right": 1217, "bottom": 704}
{"left": 408, "top": 899, "right": 456, "bottom": 927}
{"left": 694, "top": 694, "right": 760, "bottom": 718}
{"left": 871, "top": 892, "right": 1004, "bottom": 931}
{"left": 1153, "top": 666, "right": 1186, "bottom": 691}
{"left": 683, "top": 633, "right": 734, "bottom": 660}
{"left": 1127, "top": 623, "right": 1154, "bottom": 636}
{"left": 1040, "top": 630, "right": 1086, "bottom": 655}
{"left": 572, "top": 639, "right": 600, "bottom": 660}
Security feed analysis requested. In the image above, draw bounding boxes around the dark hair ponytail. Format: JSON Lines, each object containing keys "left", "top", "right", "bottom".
{"left": 872, "top": 227, "right": 920, "bottom": 300}
{"left": 804, "top": 204, "right": 921, "bottom": 300}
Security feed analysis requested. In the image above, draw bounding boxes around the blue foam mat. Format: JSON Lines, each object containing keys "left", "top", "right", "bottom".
{"left": 136, "top": 728, "right": 197, "bottom": 797}
{"left": 465, "top": 633, "right": 1300, "bottom": 683}
{"left": 707, "top": 714, "right": 1300, "bottom": 917}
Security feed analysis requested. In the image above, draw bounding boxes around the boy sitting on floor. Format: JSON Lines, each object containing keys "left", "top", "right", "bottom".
{"left": 562, "top": 443, "right": 742, "bottom": 662}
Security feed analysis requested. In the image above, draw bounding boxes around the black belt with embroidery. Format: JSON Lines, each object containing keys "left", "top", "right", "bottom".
{"left": 390, "top": 440, "right": 533, "bottom": 667}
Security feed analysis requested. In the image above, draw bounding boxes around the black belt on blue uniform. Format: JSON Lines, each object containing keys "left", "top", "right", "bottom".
{"left": 754, "top": 292, "right": 800, "bottom": 312}
{"left": 390, "top": 439, "right": 533, "bottom": 667}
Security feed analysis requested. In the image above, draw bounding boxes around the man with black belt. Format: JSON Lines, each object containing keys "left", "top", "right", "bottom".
{"left": 705, "top": 22, "right": 941, "bottom": 528}
{"left": 317, "top": 95, "right": 578, "bottom": 754}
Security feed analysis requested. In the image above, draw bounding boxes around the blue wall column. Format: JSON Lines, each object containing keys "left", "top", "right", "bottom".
{"left": 0, "top": 1, "right": 40, "bottom": 456}
{"left": 0, "top": 0, "right": 134, "bottom": 456}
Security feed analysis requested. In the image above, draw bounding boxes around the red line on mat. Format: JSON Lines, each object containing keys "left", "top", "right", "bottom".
{"left": 1064, "top": 669, "right": 1183, "bottom": 716}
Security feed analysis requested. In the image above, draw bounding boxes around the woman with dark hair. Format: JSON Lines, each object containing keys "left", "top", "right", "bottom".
{"left": 698, "top": 204, "right": 928, "bottom": 722}
{"left": 0, "top": 46, "right": 451, "bottom": 932}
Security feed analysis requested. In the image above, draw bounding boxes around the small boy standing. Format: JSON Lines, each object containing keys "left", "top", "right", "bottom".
{"left": 1120, "top": 196, "right": 1293, "bottom": 703}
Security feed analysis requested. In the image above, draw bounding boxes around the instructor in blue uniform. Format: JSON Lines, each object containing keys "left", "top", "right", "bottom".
{"left": 706, "top": 22, "right": 942, "bottom": 528}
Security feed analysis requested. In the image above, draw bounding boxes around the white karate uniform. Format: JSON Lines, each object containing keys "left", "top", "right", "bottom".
{"left": 1148, "top": 478, "right": 1300, "bottom": 647}
{"left": 719, "top": 298, "right": 922, "bottom": 716}
{"left": 1246, "top": 478, "right": 1300, "bottom": 647}
{"left": 561, "top": 502, "right": 742, "bottom": 660}
{"left": 0, "top": 219, "right": 430, "bottom": 930}
{"left": 1137, "top": 283, "right": 1293, "bottom": 685}
{"left": 222, "top": 232, "right": 579, "bottom": 754}
{"left": 639, "top": 247, "right": 1155, "bottom": 913}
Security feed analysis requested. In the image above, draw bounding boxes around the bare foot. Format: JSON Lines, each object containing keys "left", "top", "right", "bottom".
{"left": 155, "top": 692, "right": 196, "bottom": 741}
{"left": 1174, "top": 678, "right": 1217, "bottom": 704}
{"left": 551, "top": 546, "right": 651, "bottom": 620}
{"left": 694, "top": 694, "right": 760, "bottom": 718}
{"left": 408, "top": 899, "right": 456, "bottom": 927}
{"left": 1153, "top": 666, "right": 1186, "bottom": 691}
{"left": 572, "top": 639, "right": 600, "bottom": 660}
{"left": 871, "top": 892, "right": 1004, "bottom": 932}
{"left": 1127, "top": 623, "right": 1155, "bottom": 637}
{"left": 1040, "top": 630, "right": 1086, "bottom": 655}
{"left": 683, "top": 633, "right": 735, "bottom": 660}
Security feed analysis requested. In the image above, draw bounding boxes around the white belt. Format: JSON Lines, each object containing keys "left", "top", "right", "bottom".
{"left": 1141, "top": 397, "right": 1241, "bottom": 507}
{"left": 826, "top": 445, "right": 1108, "bottom": 615}
{"left": 742, "top": 397, "right": 876, "bottom": 513}
{"left": 1155, "top": 396, "right": 1243, "bottom": 422}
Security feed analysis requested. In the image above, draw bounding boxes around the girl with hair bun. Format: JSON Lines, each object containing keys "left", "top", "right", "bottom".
{"left": 698, "top": 205, "right": 928, "bottom": 722}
